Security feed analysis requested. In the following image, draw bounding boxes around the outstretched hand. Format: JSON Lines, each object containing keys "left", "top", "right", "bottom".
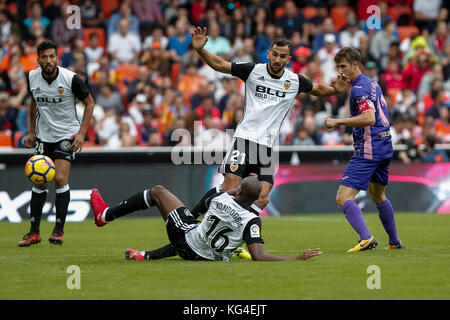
{"left": 191, "top": 27, "right": 208, "bottom": 51}
{"left": 297, "top": 248, "right": 322, "bottom": 260}
{"left": 333, "top": 73, "right": 350, "bottom": 94}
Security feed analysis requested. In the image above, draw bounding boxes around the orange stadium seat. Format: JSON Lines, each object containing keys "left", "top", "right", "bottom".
{"left": 330, "top": 6, "right": 352, "bottom": 31}
{"left": 388, "top": 6, "right": 412, "bottom": 24}
{"left": 274, "top": 7, "right": 286, "bottom": 19}
{"left": 397, "top": 26, "right": 420, "bottom": 41}
{"left": 303, "top": 6, "right": 318, "bottom": 20}
{"left": 0, "top": 131, "right": 13, "bottom": 147}
{"left": 101, "top": 0, "right": 119, "bottom": 19}
{"left": 116, "top": 64, "right": 139, "bottom": 82}
{"left": 83, "top": 28, "right": 107, "bottom": 50}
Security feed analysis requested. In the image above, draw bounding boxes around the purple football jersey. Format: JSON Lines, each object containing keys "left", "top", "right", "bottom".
{"left": 349, "top": 74, "right": 393, "bottom": 160}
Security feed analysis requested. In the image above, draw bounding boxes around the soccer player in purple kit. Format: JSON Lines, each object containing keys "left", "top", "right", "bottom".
{"left": 325, "top": 47, "right": 405, "bottom": 252}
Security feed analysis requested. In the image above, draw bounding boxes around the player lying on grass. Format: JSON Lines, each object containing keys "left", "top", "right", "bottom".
{"left": 90, "top": 176, "right": 322, "bottom": 261}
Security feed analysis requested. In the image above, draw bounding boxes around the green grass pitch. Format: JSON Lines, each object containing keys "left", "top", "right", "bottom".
{"left": 1, "top": 213, "right": 449, "bottom": 300}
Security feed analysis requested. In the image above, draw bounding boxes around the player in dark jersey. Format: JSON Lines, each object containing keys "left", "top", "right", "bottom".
{"left": 89, "top": 177, "right": 322, "bottom": 261}
{"left": 325, "top": 47, "right": 405, "bottom": 252}
{"left": 18, "top": 40, "right": 94, "bottom": 246}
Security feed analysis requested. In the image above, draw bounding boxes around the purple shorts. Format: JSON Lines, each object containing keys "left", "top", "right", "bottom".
{"left": 340, "top": 156, "right": 391, "bottom": 191}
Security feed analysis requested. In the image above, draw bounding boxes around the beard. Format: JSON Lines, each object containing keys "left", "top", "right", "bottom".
{"left": 269, "top": 62, "right": 283, "bottom": 74}
{"left": 42, "top": 63, "right": 56, "bottom": 76}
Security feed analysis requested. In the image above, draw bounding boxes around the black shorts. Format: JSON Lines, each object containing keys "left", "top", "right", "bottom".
{"left": 219, "top": 137, "right": 274, "bottom": 185}
{"left": 165, "top": 207, "right": 207, "bottom": 261}
{"left": 35, "top": 138, "right": 76, "bottom": 162}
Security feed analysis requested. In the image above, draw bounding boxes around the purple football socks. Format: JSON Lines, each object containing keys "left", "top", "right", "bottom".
{"left": 377, "top": 199, "right": 400, "bottom": 245}
{"left": 342, "top": 200, "right": 372, "bottom": 240}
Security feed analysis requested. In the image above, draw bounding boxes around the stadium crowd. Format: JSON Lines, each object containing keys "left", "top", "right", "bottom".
{"left": 0, "top": 0, "right": 449, "bottom": 160}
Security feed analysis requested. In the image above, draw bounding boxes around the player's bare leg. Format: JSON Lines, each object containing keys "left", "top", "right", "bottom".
{"left": 149, "top": 185, "right": 186, "bottom": 221}
{"left": 337, "top": 185, "right": 377, "bottom": 252}
{"left": 253, "top": 181, "right": 272, "bottom": 214}
{"left": 368, "top": 182, "right": 404, "bottom": 249}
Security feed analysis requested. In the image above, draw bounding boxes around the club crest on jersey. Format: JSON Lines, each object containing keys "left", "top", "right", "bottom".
{"left": 60, "top": 140, "right": 71, "bottom": 151}
{"left": 230, "top": 162, "right": 239, "bottom": 172}
{"left": 283, "top": 80, "right": 291, "bottom": 90}
{"left": 57, "top": 87, "right": 64, "bottom": 95}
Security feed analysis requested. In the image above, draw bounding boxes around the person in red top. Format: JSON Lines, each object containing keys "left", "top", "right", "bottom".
{"left": 292, "top": 46, "right": 310, "bottom": 74}
{"left": 402, "top": 52, "right": 430, "bottom": 92}
{"left": 195, "top": 96, "right": 220, "bottom": 123}
{"left": 429, "top": 20, "right": 450, "bottom": 58}
{"left": 382, "top": 60, "right": 404, "bottom": 90}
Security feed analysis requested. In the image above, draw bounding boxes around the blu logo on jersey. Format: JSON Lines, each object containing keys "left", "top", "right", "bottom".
{"left": 255, "top": 85, "right": 287, "bottom": 98}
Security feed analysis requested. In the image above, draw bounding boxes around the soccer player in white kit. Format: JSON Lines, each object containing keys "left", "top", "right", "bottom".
{"left": 133, "top": 27, "right": 348, "bottom": 260}
{"left": 90, "top": 177, "right": 322, "bottom": 261}
{"left": 19, "top": 40, "right": 95, "bottom": 246}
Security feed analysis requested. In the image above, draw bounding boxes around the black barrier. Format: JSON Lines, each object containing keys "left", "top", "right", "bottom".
{"left": 1, "top": 148, "right": 449, "bottom": 223}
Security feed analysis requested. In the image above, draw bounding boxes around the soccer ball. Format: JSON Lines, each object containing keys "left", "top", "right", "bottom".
{"left": 25, "top": 155, "right": 56, "bottom": 185}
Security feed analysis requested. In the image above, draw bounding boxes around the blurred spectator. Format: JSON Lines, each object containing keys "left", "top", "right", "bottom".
{"left": 442, "top": 43, "right": 450, "bottom": 81}
{"left": 419, "top": 134, "right": 449, "bottom": 162}
{"left": 255, "top": 23, "right": 275, "bottom": 63}
{"left": 137, "top": 109, "right": 160, "bottom": 146}
{"left": 0, "top": 43, "right": 34, "bottom": 73}
{"left": 339, "top": 20, "right": 365, "bottom": 49}
{"left": 97, "top": 110, "right": 137, "bottom": 147}
{"left": 0, "top": 91, "right": 16, "bottom": 131}
{"left": 370, "top": 19, "right": 397, "bottom": 70}
{"left": 168, "top": 18, "right": 192, "bottom": 62}
{"left": 291, "top": 123, "right": 316, "bottom": 146}
{"left": 402, "top": 52, "right": 431, "bottom": 92}
{"left": 417, "top": 63, "right": 444, "bottom": 102}
{"left": 382, "top": 60, "right": 404, "bottom": 90}
{"left": 358, "top": 34, "right": 375, "bottom": 67}
{"left": 275, "top": 0, "right": 304, "bottom": 38}
{"left": 43, "top": 0, "right": 63, "bottom": 22}
{"left": 392, "top": 88, "right": 417, "bottom": 120}
{"left": 128, "top": 93, "right": 151, "bottom": 125}
{"left": 61, "top": 37, "right": 86, "bottom": 69}
{"left": 318, "top": 33, "right": 339, "bottom": 85}
{"left": 80, "top": 0, "right": 105, "bottom": 28}
{"left": 127, "top": 65, "right": 151, "bottom": 103}
{"left": 131, "top": 0, "right": 164, "bottom": 33}
{"left": 428, "top": 20, "right": 450, "bottom": 59}
{"left": 178, "top": 62, "right": 203, "bottom": 106}
{"left": 0, "top": 9, "right": 11, "bottom": 46}
{"left": 251, "top": 6, "right": 271, "bottom": 36}
{"left": 292, "top": 46, "right": 310, "bottom": 74}
{"left": 413, "top": 0, "right": 442, "bottom": 33}
{"left": 143, "top": 24, "right": 168, "bottom": 50}
{"left": 434, "top": 105, "right": 450, "bottom": 143}
{"left": 426, "top": 89, "right": 446, "bottom": 119}
{"left": 190, "top": 78, "right": 214, "bottom": 110}
{"left": 231, "top": 37, "right": 256, "bottom": 64}
{"left": 140, "top": 41, "right": 170, "bottom": 77}
{"left": 96, "top": 83, "right": 123, "bottom": 113}
{"left": 51, "top": 2, "right": 83, "bottom": 46}
{"left": 108, "top": 2, "right": 139, "bottom": 37}
{"left": 23, "top": 1, "right": 50, "bottom": 38}
{"left": 365, "top": 61, "right": 387, "bottom": 94}
{"left": 203, "top": 21, "right": 232, "bottom": 56}
{"left": 85, "top": 33, "right": 104, "bottom": 64}
{"left": 108, "top": 18, "right": 142, "bottom": 65}
{"left": 420, "top": 78, "right": 449, "bottom": 116}
{"left": 195, "top": 96, "right": 220, "bottom": 123}
{"left": 312, "top": 17, "right": 339, "bottom": 53}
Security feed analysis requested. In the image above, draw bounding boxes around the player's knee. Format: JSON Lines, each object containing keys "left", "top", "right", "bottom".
{"left": 370, "top": 192, "right": 386, "bottom": 205}
{"left": 335, "top": 194, "right": 346, "bottom": 208}
{"left": 256, "top": 194, "right": 269, "bottom": 208}
{"left": 150, "top": 185, "right": 166, "bottom": 202}
{"left": 54, "top": 172, "right": 68, "bottom": 187}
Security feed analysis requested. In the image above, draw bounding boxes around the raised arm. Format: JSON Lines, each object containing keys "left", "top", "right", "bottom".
{"left": 308, "top": 73, "right": 349, "bottom": 97}
{"left": 325, "top": 108, "right": 376, "bottom": 130}
{"left": 191, "top": 27, "right": 231, "bottom": 74}
{"left": 247, "top": 243, "right": 322, "bottom": 261}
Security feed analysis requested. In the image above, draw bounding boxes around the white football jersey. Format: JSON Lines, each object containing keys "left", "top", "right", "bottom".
{"left": 28, "top": 66, "right": 89, "bottom": 142}
{"left": 232, "top": 63, "right": 313, "bottom": 147}
{"left": 185, "top": 192, "right": 263, "bottom": 261}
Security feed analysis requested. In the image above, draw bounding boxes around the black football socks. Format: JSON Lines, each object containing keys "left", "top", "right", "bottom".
{"left": 30, "top": 187, "right": 48, "bottom": 233}
{"left": 54, "top": 185, "right": 70, "bottom": 233}
{"left": 105, "top": 189, "right": 153, "bottom": 221}
{"left": 144, "top": 244, "right": 178, "bottom": 260}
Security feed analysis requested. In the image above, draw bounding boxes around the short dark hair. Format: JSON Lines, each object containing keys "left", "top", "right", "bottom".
{"left": 270, "top": 38, "right": 292, "bottom": 53}
{"left": 425, "top": 135, "right": 437, "bottom": 148}
{"left": 37, "top": 40, "right": 57, "bottom": 57}
{"left": 334, "top": 47, "right": 361, "bottom": 64}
